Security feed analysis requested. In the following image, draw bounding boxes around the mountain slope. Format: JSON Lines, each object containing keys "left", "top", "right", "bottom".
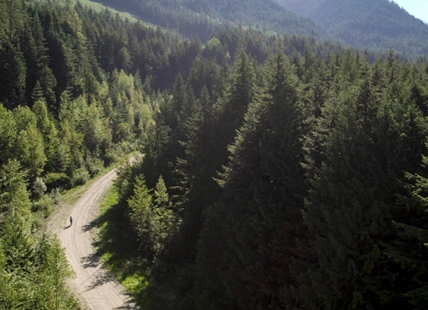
{"left": 93, "top": 0, "right": 325, "bottom": 41}
{"left": 277, "top": 0, "right": 428, "bottom": 56}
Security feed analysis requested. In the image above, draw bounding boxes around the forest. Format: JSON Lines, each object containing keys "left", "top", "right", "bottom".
{"left": 2, "top": 0, "right": 428, "bottom": 309}
{"left": 115, "top": 46, "right": 428, "bottom": 309}
{"left": 94, "top": 0, "right": 428, "bottom": 58}
{"left": 95, "top": 0, "right": 322, "bottom": 42}
{"left": 277, "top": 0, "right": 428, "bottom": 57}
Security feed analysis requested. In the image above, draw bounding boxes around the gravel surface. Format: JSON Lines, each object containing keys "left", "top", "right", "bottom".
{"left": 47, "top": 168, "right": 139, "bottom": 310}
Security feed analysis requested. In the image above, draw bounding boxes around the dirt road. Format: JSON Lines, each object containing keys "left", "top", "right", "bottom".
{"left": 47, "top": 169, "right": 139, "bottom": 310}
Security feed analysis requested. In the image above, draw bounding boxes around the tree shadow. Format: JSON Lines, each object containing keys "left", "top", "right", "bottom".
{"left": 94, "top": 199, "right": 148, "bottom": 300}
{"left": 84, "top": 264, "right": 117, "bottom": 292}
{"left": 114, "top": 300, "right": 139, "bottom": 309}
{"left": 95, "top": 201, "right": 136, "bottom": 270}
{"left": 82, "top": 218, "right": 99, "bottom": 233}
{"left": 80, "top": 253, "right": 101, "bottom": 269}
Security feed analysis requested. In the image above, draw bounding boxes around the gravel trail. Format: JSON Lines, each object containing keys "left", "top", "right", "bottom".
{"left": 47, "top": 168, "right": 139, "bottom": 310}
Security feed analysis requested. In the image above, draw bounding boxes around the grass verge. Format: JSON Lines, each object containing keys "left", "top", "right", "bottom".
{"left": 95, "top": 186, "right": 151, "bottom": 308}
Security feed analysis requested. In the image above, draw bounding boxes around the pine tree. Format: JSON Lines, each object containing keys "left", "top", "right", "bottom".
{"left": 195, "top": 51, "right": 306, "bottom": 309}
{"left": 32, "top": 100, "right": 59, "bottom": 173}
{"left": 0, "top": 41, "right": 26, "bottom": 108}
{"left": 32, "top": 234, "right": 79, "bottom": 309}
{"left": 127, "top": 175, "right": 174, "bottom": 263}
{"left": 38, "top": 65, "right": 57, "bottom": 114}
{"left": 3, "top": 0, "right": 26, "bottom": 42}
{"left": 21, "top": 13, "right": 49, "bottom": 105}
{"left": 297, "top": 95, "right": 388, "bottom": 309}
{"left": 0, "top": 159, "right": 31, "bottom": 230}
{"left": 13, "top": 106, "right": 47, "bottom": 179}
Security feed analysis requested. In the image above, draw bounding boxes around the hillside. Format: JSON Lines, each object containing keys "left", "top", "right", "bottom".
{"left": 277, "top": 0, "right": 428, "bottom": 56}
{"left": 4, "top": 0, "right": 428, "bottom": 309}
{"left": 93, "top": 0, "right": 325, "bottom": 41}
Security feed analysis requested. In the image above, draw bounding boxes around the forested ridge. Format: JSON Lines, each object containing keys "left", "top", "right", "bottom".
{"left": 277, "top": 0, "right": 428, "bottom": 57}
{"left": 114, "top": 45, "right": 428, "bottom": 308}
{"left": 2, "top": 0, "right": 428, "bottom": 309}
{"left": 94, "top": 0, "right": 324, "bottom": 42}
{"left": 94, "top": 0, "right": 428, "bottom": 58}
{"left": 0, "top": 0, "right": 213, "bottom": 306}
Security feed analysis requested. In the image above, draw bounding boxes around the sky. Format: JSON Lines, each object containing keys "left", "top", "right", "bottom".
{"left": 393, "top": 0, "right": 428, "bottom": 24}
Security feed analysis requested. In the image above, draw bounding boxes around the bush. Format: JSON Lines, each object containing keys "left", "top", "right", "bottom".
{"left": 32, "top": 177, "right": 47, "bottom": 200}
{"left": 70, "top": 167, "right": 90, "bottom": 187}
{"left": 32, "top": 211, "right": 45, "bottom": 232}
{"left": 104, "top": 150, "right": 119, "bottom": 166}
{"left": 32, "top": 194, "right": 55, "bottom": 218}
{"left": 43, "top": 172, "right": 69, "bottom": 189}
{"left": 86, "top": 156, "right": 104, "bottom": 177}
{"left": 49, "top": 187, "right": 62, "bottom": 205}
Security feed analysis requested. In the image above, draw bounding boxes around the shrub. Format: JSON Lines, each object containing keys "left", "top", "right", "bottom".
{"left": 32, "top": 194, "right": 55, "bottom": 218}
{"left": 70, "top": 167, "right": 90, "bottom": 187}
{"left": 32, "top": 177, "right": 47, "bottom": 200}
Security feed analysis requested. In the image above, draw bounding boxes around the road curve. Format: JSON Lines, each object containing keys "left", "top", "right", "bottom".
{"left": 53, "top": 169, "right": 139, "bottom": 310}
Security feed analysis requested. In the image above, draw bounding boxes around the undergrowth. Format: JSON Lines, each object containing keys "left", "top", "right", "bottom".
{"left": 96, "top": 187, "right": 151, "bottom": 307}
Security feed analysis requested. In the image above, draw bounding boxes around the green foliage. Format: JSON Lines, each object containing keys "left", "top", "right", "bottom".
{"left": 3, "top": 1, "right": 428, "bottom": 309}
{"left": 127, "top": 175, "right": 175, "bottom": 262}
{"left": 99, "top": 0, "right": 321, "bottom": 42}
{"left": 0, "top": 160, "right": 78, "bottom": 308}
{"left": 70, "top": 167, "right": 90, "bottom": 187}
{"left": 32, "top": 194, "right": 55, "bottom": 218}
{"left": 0, "top": 232, "right": 79, "bottom": 309}
{"left": 32, "top": 100, "right": 60, "bottom": 173}
{"left": 116, "top": 44, "right": 428, "bottom": 309}
{"left": 13, "top": 106, "right": 47, "bottom": 179}
{"left": 0, "top": 159, "right": 32, "bottom": 231}
{"left": 278, "top": 0, "right": 428, "bottom": 57}
{"left": 194, "top": 50, "right": 306, "bottom": 309}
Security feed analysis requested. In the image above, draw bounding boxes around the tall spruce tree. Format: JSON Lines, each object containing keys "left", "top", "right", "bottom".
{"left": 296, "top": 89, "right": 387, "bottom": 309}
{"left": 0, "top": 41, "right": 26, "bottom": 108}
{"left": 195, "top": 51, "right": 306, "bottom": 309}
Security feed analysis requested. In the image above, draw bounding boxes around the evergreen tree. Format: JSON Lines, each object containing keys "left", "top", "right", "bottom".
{"left": 13, "top": 106, "right": 47, "bottom": 179}
{"left": 32, "top": 100, "right": 59, "bottom": 173}
{"left": 21, "top": 13, "right": 49, "bottom": 105}
{"left": 195, "top": 51, "right": 305, "bottom": 309}
{"left": 0, "top": 159, "right": 32, "bottom": 232}
{"left": 127, "top": 175, "right": 174, "bottom": 263}
{"left": 0, "top": 41, "right": 26, "bottom": 108}
{"left": 32, "top": 234, "right": 79, "bottom": 309}
{"left": 3, "top": 0, "right": 26, "bottom": 42}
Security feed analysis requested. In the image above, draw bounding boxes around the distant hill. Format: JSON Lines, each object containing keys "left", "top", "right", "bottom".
{"left": 93, "top": 0, "right": 325, "bottom": 41}
{"left": 276, "top": 0, "right": 428, "bottom": 56}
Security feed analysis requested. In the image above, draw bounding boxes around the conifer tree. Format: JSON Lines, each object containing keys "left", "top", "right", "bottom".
{"left": 32, "top": 234, "right": 79, "bottom": 309}
{"left": 293, "top": 60, "right": 428, "bottom": 309}
{"left": 3, "top": 0, "right": 26, "bottom": 42}
{"left": 21, "top": 13, "right": 49, "bottom": 105}
{"left": 13, "top": 106, "right": 47, "bottom": 179}
{"left": 0, "top": 41, "right": 26, "bottom": 108}
{"left": 296, "top": 93, "right": 387, "bottom": 309}
{"left": 127, "top": 175, "right": 174, "bottom": 263}
{"left": 32, "top": 100, "right": 59, "bottom": 173}
{"left": 38, "top": 65, "right": 57, "bottom": 114}
{"left": 0, "top": 159, "right": 32, "bottom": 232}
{"left": 195, "top": 51, "right": 306, "bottom": 309}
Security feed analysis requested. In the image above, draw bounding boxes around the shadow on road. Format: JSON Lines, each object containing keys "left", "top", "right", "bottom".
{"left": 114, "top": 301, "right": 139, "bottom": 310}
{"left": 84, "top": 266, "right": 117, "bottom": 292}
{"left": 80, "top": 252, "right": 121, "bottom": 293}
{"left": 81, "top": 253, "right": 101, "bottom": 269}
{"left": 82, "top": 218, "right": 98, "bottom": 233}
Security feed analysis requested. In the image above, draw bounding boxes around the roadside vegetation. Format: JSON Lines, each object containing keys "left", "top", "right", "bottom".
{"left": 3, "top": 0, "right": 428, "bottom": 309}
